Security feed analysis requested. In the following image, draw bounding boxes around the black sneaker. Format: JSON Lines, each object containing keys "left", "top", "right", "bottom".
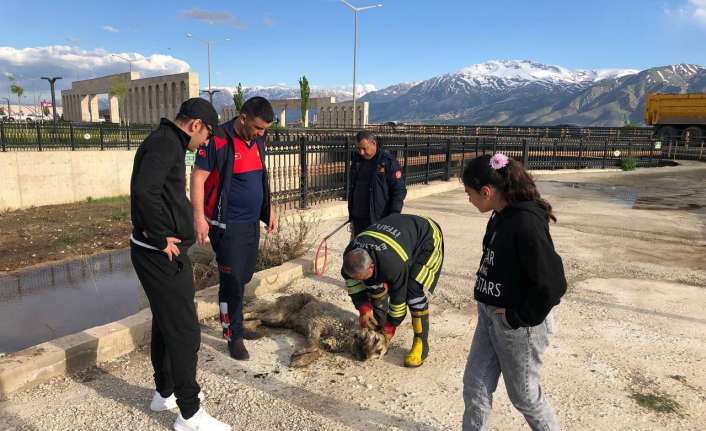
{"left": 228, "top": 339, "right": 250, "bottom": 360}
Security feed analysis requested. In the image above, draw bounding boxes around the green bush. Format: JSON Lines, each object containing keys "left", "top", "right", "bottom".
{"left": 620, "top": 157, "right": 636, "bottom": 171}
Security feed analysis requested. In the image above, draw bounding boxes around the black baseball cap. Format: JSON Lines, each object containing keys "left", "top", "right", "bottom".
{"left": 177, "top": 98, "right": 225, "bottom": 138}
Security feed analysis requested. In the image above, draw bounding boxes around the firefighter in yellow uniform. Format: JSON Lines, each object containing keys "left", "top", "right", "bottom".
{"left": 341, "top": 213, "right": 444, "bottom": 367}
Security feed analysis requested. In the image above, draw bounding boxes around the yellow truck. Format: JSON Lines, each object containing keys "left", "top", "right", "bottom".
{"left": 644, "top": 93, "right": 706, "bottom": 141}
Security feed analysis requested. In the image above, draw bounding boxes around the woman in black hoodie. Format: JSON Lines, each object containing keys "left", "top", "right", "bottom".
{"left": 461, "top": 154, "right": 566, "bottom": 431}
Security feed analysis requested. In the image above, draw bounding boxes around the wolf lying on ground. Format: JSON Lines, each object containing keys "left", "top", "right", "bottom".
{"left": 243, "top": 293, "right": 389, "bottom": 367}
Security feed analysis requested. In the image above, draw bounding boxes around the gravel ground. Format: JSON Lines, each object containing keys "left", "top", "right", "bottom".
{"left": 1, "top": 163, "right": 705, "bottom": 431}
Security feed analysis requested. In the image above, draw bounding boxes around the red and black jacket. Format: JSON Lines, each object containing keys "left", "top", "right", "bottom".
{"left": 198, "top": 120, "right": 271, "bottom": 230}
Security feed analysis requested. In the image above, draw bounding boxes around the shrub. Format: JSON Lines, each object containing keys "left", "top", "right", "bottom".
{"left": 256, "top": 210, "right": 316, "bottom": 271}
{"left": 620, "top": 157, "right": 636, "bottom": 171}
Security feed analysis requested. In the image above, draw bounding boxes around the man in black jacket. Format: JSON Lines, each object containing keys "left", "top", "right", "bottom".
{"left": 130, "top": 98, "right": 231, "bottom": 431}
{"left": 348, "top": 131, "right": 407, "bottom": 235}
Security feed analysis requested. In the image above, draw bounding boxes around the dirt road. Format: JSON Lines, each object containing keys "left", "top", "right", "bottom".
{"left": 1, "top": 163, "right": 704, "bottom": 430}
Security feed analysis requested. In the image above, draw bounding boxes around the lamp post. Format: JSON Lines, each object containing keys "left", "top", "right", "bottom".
{"left": 40, "top": 76, "right": 62, "bottom": 122}
{"left": 186, "top": 33, "right": 230, "bottom": 104}
{"left": 340, "top": 0, "right": 382, "bottom": 127}
{"left": 200, "top": 89, "right": 221, "bottom": 105}
{"left": 111, "top": 54, "right": 134, "bottom": 126}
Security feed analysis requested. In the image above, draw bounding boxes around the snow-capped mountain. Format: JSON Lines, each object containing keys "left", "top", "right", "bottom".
{"left": 451, "top": 60, "right": 637, "bottom": 89}
{"left": 359, "top": 60, "right": 705, "bottom": 126}
{"left": 205, "top": 60, "right": 705, "bottom": 126}
{"left": 207, "top": 84, "right": 377, "bottom": 114}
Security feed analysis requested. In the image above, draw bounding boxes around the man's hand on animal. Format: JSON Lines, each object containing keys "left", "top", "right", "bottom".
{"left": 357, "top": 302, "right": 378, "bottom": 329}
{"left": 382, "top": 321, "right": 396, "bottom": 343}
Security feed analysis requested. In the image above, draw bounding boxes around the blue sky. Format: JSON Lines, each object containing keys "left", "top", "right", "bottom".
{"left": 2, "top": 0, "right": 706, "bottom": 99}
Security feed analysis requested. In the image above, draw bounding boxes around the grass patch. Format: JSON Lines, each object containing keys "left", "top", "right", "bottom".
{"left": 54, "top": 226, "right": 99, "bottom": 248}
{"left": 629, "top": 391, "right": 680, "bottom": 414}
{"left": 110, "top": 207, "right": 130, "bottom": 222}
{"left": 85, "top": 195, "right": 130, "bottom": 205}
{"left": 620, "top": 157, "right": 637, "bottom": 171}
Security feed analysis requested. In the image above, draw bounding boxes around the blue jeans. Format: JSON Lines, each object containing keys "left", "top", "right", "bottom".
{"left": 462, "top": 303, "right": 559, "bottom": 431}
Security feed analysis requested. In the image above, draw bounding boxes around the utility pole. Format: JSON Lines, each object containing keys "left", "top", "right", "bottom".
{"left": 40, "top": 76, "right": 62, "bottom": 122}
{"left": 186, "top": 33, "right": 230, "bottom": 105}
{"left": 201, "top": 89, "right": 221, "bottom": 105}
{"left": 111, "top": 54, "right": 134, "bottom": 127}
{"left": 340, "top": 0, "right": 382, "bottom": 127}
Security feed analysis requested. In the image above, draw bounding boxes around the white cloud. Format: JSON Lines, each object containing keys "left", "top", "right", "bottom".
{"left": 101, "top": 25, "right": 120, "bottom": 33}
{"left": 666, "top": 0, "right": 706, "bottom": 26}
{"left": 0, "top": 45, "right": 190, "bottom": 101}
{"left": 692, "top": 0, "right": 706, "bottom": 23}
{"left": 180, "top": 8, "right": 245, "bottom": 28}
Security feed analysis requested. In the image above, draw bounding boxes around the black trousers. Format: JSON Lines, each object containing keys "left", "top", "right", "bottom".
{"left": 130, "top": 245, "right": 201, "bottom": 419}
{"left": 351, "top": 216, "right": 372, "bottom": 237}
{"left": 210, "top": 222, "right": 260, "bottom": 341}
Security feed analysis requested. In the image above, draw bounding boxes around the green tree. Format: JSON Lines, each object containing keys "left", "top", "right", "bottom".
{"left": 42, "top": 106, "right": 50, "bottom": 117}
{"left": 10, "top": 83, "right": 23, "bottom": 114}
{"left": 233, "top": 82, "right": 244, "bottom": 113}
{"left": 0, "top": 106, "right": 5, "bottom": 116}
{"left": 298, "top": 75, "right": 310, "bottom": 126}
{"left": 109, "top": 76, "right": 129, "bottom": 124}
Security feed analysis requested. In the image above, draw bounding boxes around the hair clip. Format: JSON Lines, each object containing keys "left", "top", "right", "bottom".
{"left": 489, "top": 153, "right": 509, "bottom": 170}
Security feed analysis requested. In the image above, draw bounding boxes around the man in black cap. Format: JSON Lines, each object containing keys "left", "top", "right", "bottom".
{"left": 130, "top": 98, "right": 231, "bottom": 431}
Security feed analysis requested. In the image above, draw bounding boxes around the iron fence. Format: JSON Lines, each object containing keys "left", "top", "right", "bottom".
{"left": 266, "top": 132, "right": 665, "bottom": 209}
{"left": 0, "top": 122, "right": 154, "bottom": 151}
{"left": 3, "top": 121, "right": 702, "bottom": 210}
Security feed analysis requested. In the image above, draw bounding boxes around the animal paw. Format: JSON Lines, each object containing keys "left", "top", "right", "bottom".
{"left": 289, "top": 349, "right": 323, "bottom": 368}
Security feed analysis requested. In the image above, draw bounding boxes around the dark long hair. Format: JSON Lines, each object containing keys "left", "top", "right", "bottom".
{"left": 461, "top": 154, "right": 556, "bottom": 222}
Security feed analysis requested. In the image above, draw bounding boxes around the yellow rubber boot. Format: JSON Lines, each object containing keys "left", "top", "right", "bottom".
{"left": 404, "top": 313, "right": 429, "bottom": 367}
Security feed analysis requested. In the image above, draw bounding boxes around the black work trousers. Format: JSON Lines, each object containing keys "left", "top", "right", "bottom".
{"left": 130, "top": 244, "right": 201, "bottom": 419}
{"left": 210, "top": 222, "right": 260, "bottom": 341}
{"left": 351, "top": 216, "right": 372, "bottom": 237}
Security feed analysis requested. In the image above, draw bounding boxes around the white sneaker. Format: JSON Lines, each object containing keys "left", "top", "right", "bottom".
{"left": 173, "top": 408, "right": 231, "bottom": 431}
{"left": 150, "top": 391, "right": 205, "bottom": 412}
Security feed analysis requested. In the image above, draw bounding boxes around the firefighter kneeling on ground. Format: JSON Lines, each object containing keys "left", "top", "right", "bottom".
{"left": 341, "top": 213, "right": 444, "bottom": 367}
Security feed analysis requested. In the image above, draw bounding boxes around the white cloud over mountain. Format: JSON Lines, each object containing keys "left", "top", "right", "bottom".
{"left": 0, "top": 45, "right": 190, "bottom": 99}
{"left": 666, "top": 0, "right": 706, "bottom": 26}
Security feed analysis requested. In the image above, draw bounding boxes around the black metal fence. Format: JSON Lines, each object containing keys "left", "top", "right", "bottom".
{"left": 0, "top": 122, "right": 154, "bottom": 151}
{"left": 265, "top": 131, "right": 666, "bottom": 209}
{"left": 4, "top": 121, "right": 703, "bottom": 210}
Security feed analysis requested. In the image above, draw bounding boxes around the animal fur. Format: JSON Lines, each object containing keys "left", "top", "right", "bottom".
{"left": 243, "top": 293, "right": 389, "bottom": 367}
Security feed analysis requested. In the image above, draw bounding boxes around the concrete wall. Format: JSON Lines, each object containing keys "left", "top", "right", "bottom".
{"left": 0, "top": 150, "right": 137, "bottom": 210}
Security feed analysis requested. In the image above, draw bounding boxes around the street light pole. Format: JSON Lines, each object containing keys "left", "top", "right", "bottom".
{"left": 186, "top": 33, "right": 230, "bottom": 105}
{"left": 112, "top": 54, "right": 134, "bottom": 127}
{"left": 201, "top": 89, "right": 221, "bottom": 105}
{"left": 40, "top": 76, "right": 62, "bottom": 122}
{"left": 340, "top": 0, "right": 382, "bottom": 128}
